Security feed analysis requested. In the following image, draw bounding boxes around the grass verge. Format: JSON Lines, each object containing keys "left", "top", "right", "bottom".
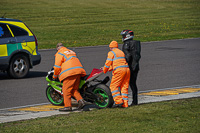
{"left": 1, "top": 0, "right": 199, "bottom": 48}
{"left": 1, "top": 97, "right": 199, "bottom": 133}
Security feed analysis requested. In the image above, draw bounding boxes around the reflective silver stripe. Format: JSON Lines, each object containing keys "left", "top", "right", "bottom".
{"left": 111, "top": 51, "right": 116, "bottom": 58}
{"left": 112, "top": 90, "right": 119, "bottom": 93}
{"left": 104, "top": 65, "right": 109, "bottom": 68}
{"left": 107, "top": 58, "right": 113, "bottom": 61}
{"left": 60, "top": 66, "right": 83, "bottom": 76}
{"left": 58, "top": 53, "right": 67, "bottom": 60}
{"left": 54, "top": 65, "right": 61, "bottom": 68}
{"left": 122, "top": 93, "right": 128, "bottom": 97}
{"left": 113, "top": 93, "right": 120, "bottom": 98}
{"left": 53, "top": 75, "right": 58, "bottom": 78}
{"left": 113, "top": 57, "right": 125, "bottom": 60}
{"left": 111, "top": 51, "right": 127, "bottom": 70}
{"left": 65, "top": 56, "right": 77, "bottom": 62}
{"left": 58, "top": 53, "right": 77, "bottom": 62}
{"left": 114, "top": 65, "right": 129, "bottom": 70}
{"left": 123, "top": 98, "right": 128, "bottom": 100}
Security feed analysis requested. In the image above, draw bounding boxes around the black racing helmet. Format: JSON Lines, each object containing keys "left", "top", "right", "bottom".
{"left": 120, "top": 30, "right": 134, "bottom": 42}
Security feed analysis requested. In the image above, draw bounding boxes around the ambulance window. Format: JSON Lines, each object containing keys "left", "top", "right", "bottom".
{"left": 0, "top": 24, "right": 12, "bottom": 38}
{"left": 9, "top": 25, "right": 28, "bottom": 37}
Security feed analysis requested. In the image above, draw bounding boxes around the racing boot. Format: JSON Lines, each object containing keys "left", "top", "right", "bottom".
{"left": 59, "top": 107, "right": 72, "bottom": 112}
{"left": 77, "top": 99, "right": 86, "bottom": 110}
{"left": 129, "top": 101, "right": 138, "bottom": 107}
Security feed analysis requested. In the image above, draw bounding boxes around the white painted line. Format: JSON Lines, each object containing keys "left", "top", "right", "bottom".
{"left": 1, "top": 84, "right": 200, "bottom": 111}
{"left": 139, "top": 84, "right": 200, "bottom": 93}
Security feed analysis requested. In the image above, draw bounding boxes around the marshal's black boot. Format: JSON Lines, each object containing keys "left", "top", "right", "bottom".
{"left": 59, "top": 107, "right": 72, "bottom": 112}
{"left": 77, "top": 99, "right": 86, "bottom": 110}
{"left": 112, "top": 103, "right": 123, "bottom": 108}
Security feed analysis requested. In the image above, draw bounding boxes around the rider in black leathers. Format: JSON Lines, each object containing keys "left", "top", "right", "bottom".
{"left": 120, "top": 30, "right": 141, "bottom": 106}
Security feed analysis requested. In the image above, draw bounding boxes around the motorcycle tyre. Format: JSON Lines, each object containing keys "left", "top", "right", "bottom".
{"left": 93, "top": 84, "right": 114, "bottom": 109}
{"left": 46, "top": 85, "right": 64, "bottom": 106}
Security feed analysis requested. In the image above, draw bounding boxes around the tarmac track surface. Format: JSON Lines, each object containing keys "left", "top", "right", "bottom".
{"left": 0, "top": 38, "right": 200, "bottom": 109}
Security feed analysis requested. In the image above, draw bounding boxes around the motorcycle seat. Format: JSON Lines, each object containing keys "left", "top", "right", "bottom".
{"left": 81, "top": 75, "right": 89, "bottom": 80}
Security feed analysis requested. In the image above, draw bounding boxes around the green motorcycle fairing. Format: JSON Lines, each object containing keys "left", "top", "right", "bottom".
{"left": 46, "top": 76, "right": 86, "bottom": 93}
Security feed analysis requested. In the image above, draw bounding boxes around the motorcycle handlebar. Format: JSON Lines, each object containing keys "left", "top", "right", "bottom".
{"left": 85, "top": 71, "right": 104, "bottom": 83}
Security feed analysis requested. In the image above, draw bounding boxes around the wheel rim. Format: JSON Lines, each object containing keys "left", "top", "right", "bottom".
{"left": 47, "top": 86, "right": 63, "bottom": 105}
{"left": 93, "top": 88, "right": 109, "bottom": 108}
{"left": 13, "top": 58, "right": 27, "bottom": 75}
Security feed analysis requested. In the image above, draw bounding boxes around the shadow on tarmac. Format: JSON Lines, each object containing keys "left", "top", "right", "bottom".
{"left": 0, "top": 71, "right": 47, "bottom": 80}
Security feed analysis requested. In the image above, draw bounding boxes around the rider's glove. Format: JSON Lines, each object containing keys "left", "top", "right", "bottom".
{"left": 52, "top": 77, "right": 59, "bottom": 82}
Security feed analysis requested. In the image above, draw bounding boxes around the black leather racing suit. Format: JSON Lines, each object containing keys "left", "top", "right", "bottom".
{"left": 122, "top": 39, "right": 141, "bottom": 105}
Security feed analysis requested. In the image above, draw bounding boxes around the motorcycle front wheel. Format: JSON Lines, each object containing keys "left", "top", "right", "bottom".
{"left": 46, "top": 85, "right": 64, "bottom": 106}
{"left": 93, "top": 84, "right": 114, "bottom": 109}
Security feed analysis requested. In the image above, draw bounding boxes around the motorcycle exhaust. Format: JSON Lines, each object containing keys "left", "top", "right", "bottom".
{"left": 101, "top": 76, "right": 110, "bottom": 84}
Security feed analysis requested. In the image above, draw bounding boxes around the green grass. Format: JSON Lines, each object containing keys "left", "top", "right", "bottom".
{"left": 1, "top": 0, "right": 200, "bottom": 48}
{"left": 1, "top": 98, "right": 200, "bottom": 133}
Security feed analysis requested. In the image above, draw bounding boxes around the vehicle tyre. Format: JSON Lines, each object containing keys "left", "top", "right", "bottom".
{"left": 93, "top": 84, "right": 114, "bottom": 109}
{"left": 8, "top": 54, "right": 30, "bottom": 78}
{"left": 46, "top": 85, "right": 64, "bottom": 106}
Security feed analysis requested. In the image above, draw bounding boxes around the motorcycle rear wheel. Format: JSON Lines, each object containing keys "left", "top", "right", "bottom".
{"left": 46, "top": 85, "right": 64, "bottom": 106}
{"left": 93, "top": 84, "right": 114, "bottom": 109}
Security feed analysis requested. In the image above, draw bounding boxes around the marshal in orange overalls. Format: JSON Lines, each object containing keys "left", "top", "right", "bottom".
{"left": 53, "top": 46, "right": 86, "bottom": 108}
{"left": 103, "top": 41, "right": 130, "bottom": 108}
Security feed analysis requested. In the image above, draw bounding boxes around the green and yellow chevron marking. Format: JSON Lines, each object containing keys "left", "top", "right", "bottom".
{"left": 0, "top": 42, "right": 37, "bottom": 57}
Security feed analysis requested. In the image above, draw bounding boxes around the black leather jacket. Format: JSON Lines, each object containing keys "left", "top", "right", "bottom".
{"left": 122, "top": 39, "right": 141, "bottom": 71}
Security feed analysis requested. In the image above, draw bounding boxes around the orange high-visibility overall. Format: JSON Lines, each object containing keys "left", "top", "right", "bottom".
{"left": 103, "top": 48, "right": 130, "bottom": 107}
{"left": 62, "top": 75, "right": 83, "bottom": 107}
{"left": 53, "top": 47, "right": 86, "bottom": 107}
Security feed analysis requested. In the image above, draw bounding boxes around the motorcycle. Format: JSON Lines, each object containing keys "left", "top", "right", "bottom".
{"left": 46, "top": 68, "right": 114, "bottom": 109}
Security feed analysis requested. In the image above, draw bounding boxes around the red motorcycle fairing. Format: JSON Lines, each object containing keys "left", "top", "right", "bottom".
{"left": 86, "top": 68, "right": 103, "bottom": 82}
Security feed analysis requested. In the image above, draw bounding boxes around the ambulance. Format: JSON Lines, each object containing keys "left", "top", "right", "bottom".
{"left": 0, "top": 18, "right": 41, "bottom": 78}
